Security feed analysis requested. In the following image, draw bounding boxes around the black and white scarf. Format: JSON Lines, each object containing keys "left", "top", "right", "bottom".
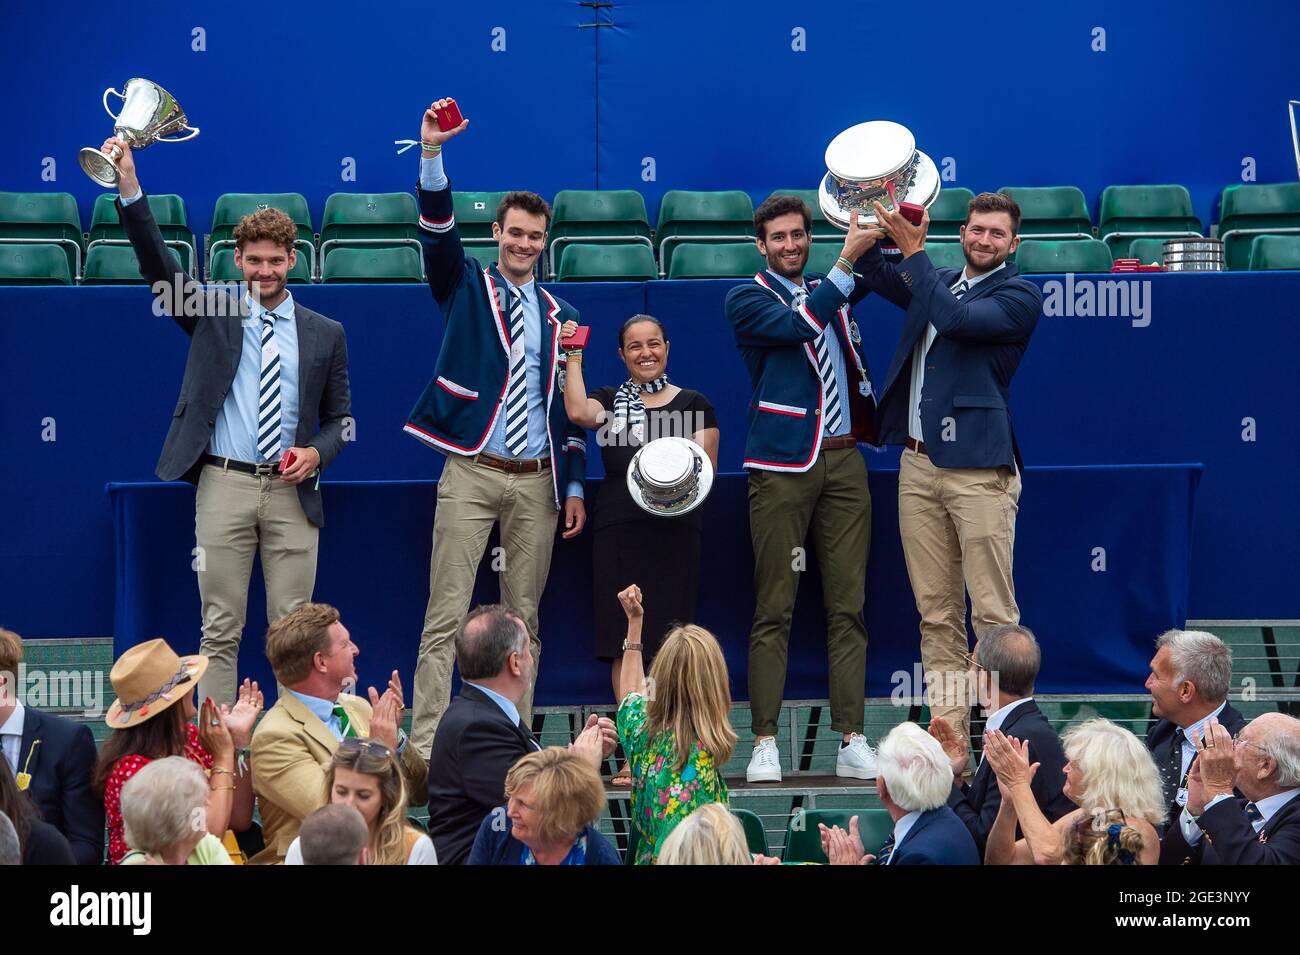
{"left": 611, "top": 374, "right": 670, "bottom": 443}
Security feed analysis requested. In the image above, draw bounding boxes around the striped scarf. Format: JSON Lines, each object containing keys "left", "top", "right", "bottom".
{"left": 611, "top": 374, "right": 669, "bottom": 443}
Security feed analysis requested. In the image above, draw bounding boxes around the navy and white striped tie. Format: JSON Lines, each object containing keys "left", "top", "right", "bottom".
{"left": 797, "top": 286, "right": 842, "bottom": 435}
{"left": 257, "top": 313, "right": 282, "bottom": 461}
{"left": 952, "top": 278, "right": 969, "bottom": 299}
{"left": 503, "top": 287, "right": 529, "bottom": 456}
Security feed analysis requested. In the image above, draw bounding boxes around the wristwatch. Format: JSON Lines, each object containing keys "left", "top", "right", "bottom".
{"left": 622, "top": 638, "right": 643, "bottom": 653}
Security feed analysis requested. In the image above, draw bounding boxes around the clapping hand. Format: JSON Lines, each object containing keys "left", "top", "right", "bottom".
{"left": 367, "top": 670, "right": 405, "bottom": 751}
{"left": 819, "top": 815, "right": 869, "bottom": 865}
{"left": 1190, "top": 718, "right": 1236, "bottom": 798}
{"left": 984, "top": 730, "right": 1038, "bottom": 797}
{"left": 197, "top": 696, "right": 234, "bottom": 761}
{"left": 421, "top": 98, "right": 469, "bottom": 147}
{"left": 928, "top": 717, "right": 969, "bottom": 778}
{"left": 570, "top": 713, "right": 618, "bottom": 768}
{"left": 220, "top": 678, "right": 263, "bottom": 749}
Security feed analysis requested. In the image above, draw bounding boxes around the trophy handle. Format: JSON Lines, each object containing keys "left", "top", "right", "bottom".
{"left": 157, "top": 125, "right": 200, "bottom": 143}
{"left": 103, "top": 87, "right": 125, "bottom": 120}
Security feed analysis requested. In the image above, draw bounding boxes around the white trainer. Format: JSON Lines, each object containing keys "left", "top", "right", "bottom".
{"left": 746, "top": 737, "right": 783, "bottom": 783}
{"left": 836, "top": 734, "right": 879, "bottom": 779}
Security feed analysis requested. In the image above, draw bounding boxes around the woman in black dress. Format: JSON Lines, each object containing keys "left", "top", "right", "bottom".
{"left": 562, "top": 314, "right": 719, "bottom": 782}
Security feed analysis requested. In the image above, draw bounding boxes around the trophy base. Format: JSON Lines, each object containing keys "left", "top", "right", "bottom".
{"left": 818, "top": 151, "right": 942, "bottom": 231}
{"left": 79, "top": 147, "right": 120, "bottom": 188}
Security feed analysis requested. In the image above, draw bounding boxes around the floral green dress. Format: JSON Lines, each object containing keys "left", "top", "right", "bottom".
{"left": 617, "top": 692, "right": 729, "bottom": 865}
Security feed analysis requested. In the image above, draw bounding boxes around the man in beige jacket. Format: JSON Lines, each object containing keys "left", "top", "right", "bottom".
{"left": 250, "top": 603, "right": 427, "bottom": 863}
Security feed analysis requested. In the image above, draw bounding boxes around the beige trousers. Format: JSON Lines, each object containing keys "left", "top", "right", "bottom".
{"left": 194, "top": 463, "right": 319, "bottom": 706}
{"left": 410, "top": 454, "right": 558, "bottom": 757}
{"left": 898, "top": 448, "right": 1020, "bottom": 741}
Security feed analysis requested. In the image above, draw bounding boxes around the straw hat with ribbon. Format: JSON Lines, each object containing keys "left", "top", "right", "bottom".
{"left": 105, "top": 638, "right": 208, "bottom": 729}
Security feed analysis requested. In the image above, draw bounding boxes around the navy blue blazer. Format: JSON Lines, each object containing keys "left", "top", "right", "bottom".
{"left": 466, "top": 811, "right": 621, "bottom": 865}
{"left": 890, "top": 805, "right": 981, "bottom": 865}
{"left": 16, "top": 707, "right": 103, "bottom": 865}
{"left": 405, "top": 183, "right": 586, "bottom": 508}
{"left": 725, "top": 266, "right": 878, "bottom": 472}
{"left": 857, "top": 245, "right": 1042, "bottom": 471}
{"left": 947, "top": 700, "right": 1073, "bottom": 858}
{"left": 1161, "top": 792, "right": 1300, "bottom": 866}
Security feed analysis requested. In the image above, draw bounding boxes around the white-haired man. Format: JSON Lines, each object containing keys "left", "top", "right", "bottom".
{"left": 820, "top": 722, "right": 978, "bottom": 864}
{"left": 1166, "top": 712, "right": 1300, "bottom": 865}
{"left": 1143, "top": 629, "right": 1245, "bottom": 860}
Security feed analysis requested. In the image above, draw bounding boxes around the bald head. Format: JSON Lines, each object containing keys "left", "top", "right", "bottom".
{"left": 455, "top": 604, "right": 528, "bottom": 681}
{"left": 1245, "top": 713, "right": 1300, "bottom": 789}
{"left": 975, "top": 624, "right": 1041, "bottom": 698}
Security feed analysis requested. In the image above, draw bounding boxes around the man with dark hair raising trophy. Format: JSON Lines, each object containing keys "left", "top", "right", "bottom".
{"left": 405, "top": 98, "right": 588, "bottom": 758}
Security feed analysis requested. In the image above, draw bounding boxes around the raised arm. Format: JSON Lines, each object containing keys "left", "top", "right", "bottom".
{"left": 415, "top": 98, "right": 471, "bottom": 305}
{"left": 616, "top": 586, "right": 647, "bottom": 704}
{"left": 559, "top": 321, "right": 605, "bottom": 428}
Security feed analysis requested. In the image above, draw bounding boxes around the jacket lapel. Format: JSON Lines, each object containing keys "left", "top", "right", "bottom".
{"left": 480, "top": 265, "right": 513, "bottom": 356}
{"left": 280, "top": 692, "right": 342, "bottom": 754}
{"left": 295, "top": 309, "right": 318, "bottom": 433}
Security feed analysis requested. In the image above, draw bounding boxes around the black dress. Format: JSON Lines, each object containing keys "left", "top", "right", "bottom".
{"left": 590, "top": 386, "right": 718, "bottom": 662}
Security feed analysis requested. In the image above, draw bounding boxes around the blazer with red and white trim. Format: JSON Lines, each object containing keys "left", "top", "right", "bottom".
{"left": 403, "top": 182, "right": 586, "bottom": 508}
{"left": 725, "top": 267, "right": 877, "bottom": 472}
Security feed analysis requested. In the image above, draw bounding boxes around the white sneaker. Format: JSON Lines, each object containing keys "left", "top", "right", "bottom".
{"left": 746, "top": 737, "right": 783, "bottom": 783}
{"left": 836, "top": 734, "right": 879, "bottom": 779}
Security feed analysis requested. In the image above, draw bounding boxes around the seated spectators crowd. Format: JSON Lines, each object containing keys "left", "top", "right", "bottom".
{"left": 1, "top": 613, "right": 1297, "bottom": 867}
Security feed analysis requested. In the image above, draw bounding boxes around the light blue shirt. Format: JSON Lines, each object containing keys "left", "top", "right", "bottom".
{"left": 771, "top": 270, "right": 852, "bottom": 438}
{"left": 420, "top": 155, "right": 583, "bottom": 500}
{"left": 887, "top": 810, "right": 922, "bottom": 865}
{"left": 287, "top": 689, "right": 343, "bottom": 742}
{"left": 123, "top": 187, "right": 300, "bottom": 462}
{"left": 463, "top": 681, "right": 541, "bottom": 750}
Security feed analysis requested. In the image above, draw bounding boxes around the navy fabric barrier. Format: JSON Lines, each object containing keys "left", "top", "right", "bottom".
{"left": 109, "top": 464, "right": 1199, "bottom": 705}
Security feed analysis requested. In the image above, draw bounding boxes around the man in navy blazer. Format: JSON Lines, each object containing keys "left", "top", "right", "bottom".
{"left": 406, "top": 100, "right": 587, "bottom": 757}
{"left": 857, "top": 194, "right": 1042, "bottom": 749}
{"left": 0, "top": 629, "right": 103, "bottom": 864}
{"left": 823, "top": 721, "right": 978, "bottom": 865}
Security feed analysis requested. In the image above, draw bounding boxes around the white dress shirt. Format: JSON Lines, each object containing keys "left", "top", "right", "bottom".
{"left": 887, "top": 810, "right": 922, "bottom": 864}
{"left": 0, "top": 700, "right": 25, "bottom": 773}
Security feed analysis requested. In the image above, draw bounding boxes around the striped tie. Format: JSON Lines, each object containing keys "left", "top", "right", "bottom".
{"left": 256, "top": 313, "right": 282, "bottom": 461}
{"left": 952, "top": 278, "right": 969, "bottom": 299}
{"left": 503, "top": 286, "right": 529, "bottom": 457}
{"left": 872, "top": 832, "right": 896, "bottom": 865}
{"left": 1244, "top": 802, "right": 1264, "bottom": 824}
{"left": 796, "top": 286, "right": 842, "bottom": 436}
{"left": 331, "top": 705, "right": 357, "bottom": 739}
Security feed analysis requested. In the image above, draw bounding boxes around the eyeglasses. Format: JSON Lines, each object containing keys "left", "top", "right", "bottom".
{"left": 337, "top": 736, "right": 395, "bottom": 761}
{"left": 1231, "top": 736, "right": 1269, "bottom": 755}
{"left": 962, "top": 651, "right": 989, "bottom": 674}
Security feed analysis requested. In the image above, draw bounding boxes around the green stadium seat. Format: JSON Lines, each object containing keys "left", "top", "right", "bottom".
{"left": 1037, "top": 699, "right": 1153, "bottom": 737}
{"left": 463, "top": 246, "right": 498, "bottom": 269}
{"left": 0, "top": 191, "right": 83, "bottom": 278}
{"left": 548, "top": 190, "right": 651, "bottom": 277}
{"left": 452, "top": 192, "right": 507, "bottom": 240}
{"left": 319, "top": 193, "right": 421, "bottom": 280}
{"left": 1097, "top": 185, "right": 1201, "bottom": 258}
{"left": 1014, "top": 238, "right": 1113, "bottom": 274}
{"left": 805, "top": 242, "right": 845, "bottom": 275}
{"left": 782, "top": 809, "right": 893, "bottom": 864}
{"left": 320, "top": 246, "right": 422, "bottom": 283}
{"left": 764, "top": 189, "right": 840, "bottom": 238}
{"left": 557, "top": 243, "right": 657, "bottom": 282}
{"left": 997, "top": 186, "right": 1092, "bottom": 239}
{"left": 87, "top": 193, "right": 196, "bottom": 274}
{"left": 655, "top": 190, "right": 755, "bottom": 276}
{"left": 0, "top": 242, "right": 73, "bottom": 285}
{"left": 1127, "top": 237, "right": 1168, "bottom": 266}
{"left": 1248, "top": 234, "right": 1300, "bottom": 270}
{"left": 82, "top": 244, "right": 147, "bottom": 284}
{"left": 732, "top": 808, "right": 770, "bottom": 856}
{"left": 209, "top": 192, "right": 315, "bottom": 276}
{"left": 667, "top": 241, "right": 764, "bottom": 279}
{"left": 1219, "top": 183, "right": 1300, "bottom": 270}
{"left": 210, "top": 247, "right": 313, "bottom": 284}
{"left": 922, "top": 241, "right": 969, "bottom": 271}
{"left": 927, "top": 187, "right": 975, "bottom": 239}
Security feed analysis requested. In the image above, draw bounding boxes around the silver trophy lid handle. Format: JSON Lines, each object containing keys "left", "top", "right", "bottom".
{"left": 157, "top": 125, "right": 201, "bottom": 143}
{"left": 103, "top": 87, "right": 125, "bottom": 120}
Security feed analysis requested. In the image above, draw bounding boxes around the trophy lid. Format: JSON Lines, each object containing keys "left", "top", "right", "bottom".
{"left": 824, "top": 121, "right": 916, "bottom": 182}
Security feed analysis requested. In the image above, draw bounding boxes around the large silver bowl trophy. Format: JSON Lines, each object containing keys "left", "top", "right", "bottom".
{"left": 79, "top": 78, "right": 199, "bottom": 187}
{"left": 818, "top": 120, "right": 941, "bottom": 230}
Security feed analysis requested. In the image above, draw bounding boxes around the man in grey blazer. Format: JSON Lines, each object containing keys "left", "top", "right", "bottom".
{"left": 105, "top": 136, "right": 352, "bottom": 706}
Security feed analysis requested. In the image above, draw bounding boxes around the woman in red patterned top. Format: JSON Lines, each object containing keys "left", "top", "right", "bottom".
{"left": 94, "top": 639, "right": 261, "bottom": 864}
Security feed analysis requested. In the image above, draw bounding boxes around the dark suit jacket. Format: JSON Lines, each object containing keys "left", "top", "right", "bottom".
{"left": 1147, "top": 702, "right": 1247, "bottom": 863}
{"left": 947, "top": 700, "right": 1073, "bottom": 857}
{"left": 17, "top": 707, "right": 104, "bottom": 865}
{"left": 426, "top": 685, "right": 538, "bottom": 866}
{"left": 891, "top": 806, "right": 981, "bottom": 865}
{"left": 857, "top": 245, "right": 1042, "bottom": 471}
{"left": 1160, "top": 791, "right": 1300, "bottom": 865}
{"left": 118, "top": 195, "right": 352, "bottom": 527}
{"left": 22, "top": 817, "right": 77, "bottom": 865}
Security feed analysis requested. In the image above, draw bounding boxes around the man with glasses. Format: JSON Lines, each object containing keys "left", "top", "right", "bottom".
{"left": 1164, "top": 713, "right": 1300, "bottom": 864}
{"left": 250, "top": 603, "right": 427, "bottom": 864}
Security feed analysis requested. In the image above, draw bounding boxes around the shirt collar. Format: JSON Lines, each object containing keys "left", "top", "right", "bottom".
{"left": 244, "top": 289, "right": 296, "bottom": 322}
{"left": 0, "top": 700, "right": 24, "bottom": 737}
{"left": 508, "top": 279, "right": 535, "bottom": 303}
{"left": 1253, "top": 787, "right": 1300, "bottom": 823}
{"left": 1181, "top": 700, "right": 1227, "bottom": 743}
{"left": 286, "top": 688, "right": 338, "bottom": 726}
{"left": 464, "top": 682, "right": 521, "bottom": 727}
{"left": 958, "top": 260, "right": 1006, "bottom": 289}
{"left": 890, "top": 809, "right": 923, "bottom": 859}
{"left": 770, "top": 271, "right": 806, "bottom": 295}
{"left": 984, "top": 696, "right": 1032, "bottom": 735}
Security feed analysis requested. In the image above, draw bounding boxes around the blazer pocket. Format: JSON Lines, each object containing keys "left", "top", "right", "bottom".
{"left": 436, "top": 376, "right": 479, "bottom": 400}
{"left": 756, "top": 400, "right": 807, "bottom": 417}
{"left": 952, "top": 394, "right": 1006, "bottom": 410}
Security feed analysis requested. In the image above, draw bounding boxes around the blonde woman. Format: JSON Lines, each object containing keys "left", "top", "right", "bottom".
{"left": 657, "top": 802, "right": 781, "bottom": 865}
{"left": 984, "top": 718, "right": 1165, "bottom": 865}
{"left": 616, "top": 584, "right": 737, "bottom": 864}
{"left": 285, "top": 737, "right": 436, "bottom": 865}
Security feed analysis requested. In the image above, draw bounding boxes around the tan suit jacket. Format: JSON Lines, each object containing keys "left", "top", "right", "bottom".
{"left": 250, "top": 692, "right": 428, "bottom": 864}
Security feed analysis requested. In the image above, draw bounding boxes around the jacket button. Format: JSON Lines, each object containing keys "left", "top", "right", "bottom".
{"left": 814, "top": 409, "right": 821, "bottom": 416}
{"left": 207, "top": 419, "right": 215, "bottom": 426}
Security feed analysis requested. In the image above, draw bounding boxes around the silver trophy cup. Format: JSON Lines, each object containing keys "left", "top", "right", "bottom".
{"left": 817, "top": 121, "right": 941, "bottom": 230}
{"left": 79, "top": 78, "right": 200, "bottom": 187}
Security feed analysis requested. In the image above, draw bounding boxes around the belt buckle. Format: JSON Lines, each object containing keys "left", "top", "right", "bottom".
{"left": 254, "top": 462, "right": 275, "bottom": 476}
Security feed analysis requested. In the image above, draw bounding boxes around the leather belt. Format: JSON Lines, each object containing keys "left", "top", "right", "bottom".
{"left": 905, "top": 437, "right": 928, "bottom": 456}
{"left": 820, "top": 435, "right": 859, "bottom": 452}
{"left": 474, "top": 451, "right": 551, "bottom": 474}
{"left": 203, "top": 453, "right": 283, "bottom": 476}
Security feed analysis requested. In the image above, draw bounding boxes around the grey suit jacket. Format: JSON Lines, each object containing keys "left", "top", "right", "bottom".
{"left": 118, "top": 195, "right": 351, "bottom": 526}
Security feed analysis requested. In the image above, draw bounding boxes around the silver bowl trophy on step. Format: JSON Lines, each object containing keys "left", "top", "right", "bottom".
{"left": 818, "top": 120, "right": 941, "bottom": 230}
{"left": 79, "top": 78, "right": 200, "bottom": 187}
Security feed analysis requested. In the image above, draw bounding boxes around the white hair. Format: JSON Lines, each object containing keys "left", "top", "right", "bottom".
{"left": 1255, "top": 714, "right": 1300, "bottom": 788}
{"left": 1062, "top": 719, "right": 1167, "bottom": 826}
{"left": 120, "top": 756, "right": 209, "bottom": 855}
{"left": 877, "top": 722, "right": 952, "bottom": 812}
{"left": 1156, "top": 630, "right": 1232, "bottom": 703}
